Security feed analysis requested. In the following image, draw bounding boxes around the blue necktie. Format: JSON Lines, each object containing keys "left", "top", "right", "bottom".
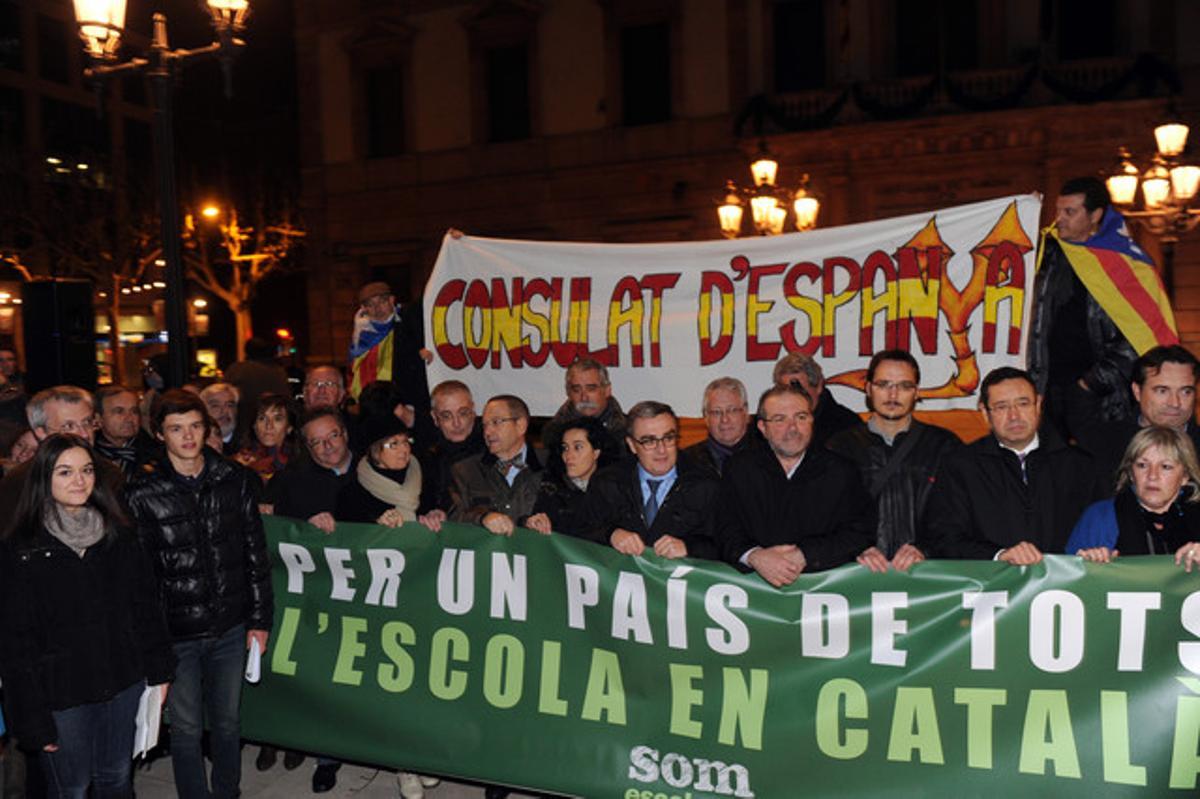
{"left": 644, "top": 479, "right": 663, "bottom": 527}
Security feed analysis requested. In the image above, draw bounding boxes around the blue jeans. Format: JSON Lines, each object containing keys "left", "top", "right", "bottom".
{"left": 168, "top": 625, "right": 245, "bottom": 799}
{"left": 40, "top": 679, "right": 143, "bottom": 799}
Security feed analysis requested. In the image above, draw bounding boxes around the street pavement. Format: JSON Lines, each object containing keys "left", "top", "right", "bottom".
{"left": 133, "top": 748, "right": 544, "bottom": 798}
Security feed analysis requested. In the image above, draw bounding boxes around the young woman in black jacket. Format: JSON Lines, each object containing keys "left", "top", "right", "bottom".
{"left": 0, "top": 434, "right": 175, "bottom": 798}
{"left": 524, "top": 416, "right": 614, "bottom": 538}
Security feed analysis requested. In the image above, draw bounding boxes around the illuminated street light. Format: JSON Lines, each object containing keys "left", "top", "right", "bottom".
{"left": 717, "top": 142, "right": 821, "bottom": 237}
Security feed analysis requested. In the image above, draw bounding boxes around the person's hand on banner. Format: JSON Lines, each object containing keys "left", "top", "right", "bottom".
{"left": 1076, "top": 546, "right": 1118, "bottom": 563}
{"left": 418, "top": 509, "right": 446, "bottom": 532}
{"left": 748, "top": 544, "right": 806, "bottom": 587}
{"left": 998, "top": 541, "right": 1043, "bottom": 566}
{"left": 483, "top": 512, "right": 515, "bottom": 536}
{"left": 856, "top": 546, "right": 890, "bottom": 574}
{"left": 308, "top": 512, "right": 336, "bottom": 534}
{"left": 525, "top": 513, "right": 553, "bottom": 535}
{"left": 376, "top": 508, "right": 404, "bottom": 527}
{"left": 652, "top": 534, "right": 688, "bottom": 559}
{"left": 1175, "top": 542, "right": 1200, "bottom": 572}
{"left": 610, "top": 529, "right": 646, "bottom": 555}
{"left": 890, "top": 543, "right": 925, "bottom": 572}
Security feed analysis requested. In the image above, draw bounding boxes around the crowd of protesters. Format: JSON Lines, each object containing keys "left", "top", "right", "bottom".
{"left": 0, "top": 177, "right": 1198, "bottom": 799}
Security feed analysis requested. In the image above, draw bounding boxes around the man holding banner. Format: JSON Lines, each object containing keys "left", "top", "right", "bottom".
{"left": 1028, "top": 176, "right": 1178, "bottom": 437}
{"left": 717, "top": 383, "right": 874, "bottom": 585}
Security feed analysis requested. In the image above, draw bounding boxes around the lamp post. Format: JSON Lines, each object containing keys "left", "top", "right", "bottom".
{"left": 717, "top": 143, "right": 820, "bottom": 238}
{"left": 1105, "top": 116, "right": 1200, "bottom": 298}
{"left": 71, "top": 0, "right": 250, "bottom": 388}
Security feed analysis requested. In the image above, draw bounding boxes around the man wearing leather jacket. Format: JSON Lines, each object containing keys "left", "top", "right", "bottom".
{"left": 1027, "top": 176, "right": 1140, "bottom": 436}
{"left": 827, "top": 350, "right": 962, "bottom": 573}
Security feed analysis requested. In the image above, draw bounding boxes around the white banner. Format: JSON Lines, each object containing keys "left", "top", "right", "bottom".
{"left": 423, "top": 194, "right": 1040, "bottom": 416}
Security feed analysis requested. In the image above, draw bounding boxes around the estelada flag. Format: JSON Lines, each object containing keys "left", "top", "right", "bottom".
{"left": 1039, "top": 207, "right": 1178, "bottom": 354}
{"left": 349, "top": 325, "right": 395, "bottom": 398}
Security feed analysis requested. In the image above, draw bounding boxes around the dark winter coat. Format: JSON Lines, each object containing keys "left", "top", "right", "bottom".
{"left": 0, "top": 528, "right": 175, "bottom": 748}
{"left": 125, "top": 448, "right": 273, "bottom": 640}
{"left": 715, "top": 445, "right": 874, "bottom": 571}
{"left": 450, "top": 446, "right": 545, "bottom": 524}
{"left": 584, "top": 458, "right": 719, "bottom": 559}
{"left": 918, "top": 431, "right": 1102, "bottom": 560}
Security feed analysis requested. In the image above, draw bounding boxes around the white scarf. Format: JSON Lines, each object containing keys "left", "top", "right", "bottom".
{"left": 356, "top": 456, "right": 422, "bottom": 522}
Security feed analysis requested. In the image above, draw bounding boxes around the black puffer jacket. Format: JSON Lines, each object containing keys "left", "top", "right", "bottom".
{"left": 1027, "top": 235, "right": 1137, "bottom": 422}
{"left": 0, "top": 528, "right": 175, "bottom": 749}
{"left": 126, "top": 448, "right": 273, "bottom": 640}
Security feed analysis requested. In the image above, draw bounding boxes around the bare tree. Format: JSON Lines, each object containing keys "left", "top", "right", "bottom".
{"left": 182, "top": 201, "right": 306, "bottom": 361}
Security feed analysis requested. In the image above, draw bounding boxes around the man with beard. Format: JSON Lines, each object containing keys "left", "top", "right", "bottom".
{"left": 716, "top": 383, "right": 874, "bottom": 586}
{"left": 827, "top": 350, "right": 961, "bottom": 572}
{"left": 920, "top": 367, "right": 1100, "bottom": 564}
{"left": 200, "top": 382, "right": 240, "bottom": 455}
{"left": 541, "top": 358, "right": 627, "bottom": 454}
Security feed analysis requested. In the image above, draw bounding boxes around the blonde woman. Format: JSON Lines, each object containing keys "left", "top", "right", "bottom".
{"left": 1067, "top": 425, "right": 1200, "bottom": 570}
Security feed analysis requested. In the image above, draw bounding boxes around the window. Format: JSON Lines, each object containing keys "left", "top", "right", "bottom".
{"left": 0, "top": 1, "right": 21, "bottom": 72}
{"left": 37, "top": 13, "right": 69, "bottom": 84}
{"left": 621, "top": 21, "right": 671, "bottom": 125}
{"left": 365, "top": 65, "right": 404, "bottom": 158}
{"left": 894, "top": 0, "right": 978, "bottom": 77}
{"left": 486, "top": 43, "right": 531, "bottom": 142}
{"left": 772, "top": 0, "right": 826, "bottom": 92}
{"left": 1058, "top": 0, "right": 1117, "bottom": 60}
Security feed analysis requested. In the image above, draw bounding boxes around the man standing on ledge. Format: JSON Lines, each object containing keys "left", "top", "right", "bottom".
{"left": 1028, "top": 176, "right": 1178, "bottom": 436}
{"left": 349, "top": 280, "right": 432, "bottom": 440}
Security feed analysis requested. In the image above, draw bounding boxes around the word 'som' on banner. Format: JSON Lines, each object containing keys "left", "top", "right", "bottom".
{"left": 243, "top": 516, "right": 1200, "bottom": 798}
{"left": 422, "top": 195, "right": 1040, "bottom": 415}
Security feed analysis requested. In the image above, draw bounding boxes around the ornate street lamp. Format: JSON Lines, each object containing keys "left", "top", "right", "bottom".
{"left": 1106, "top": 115, "right": 1200, "bottom": 297}
{"left": 71, "top": 0, "right": 249, "bottom": 388}
{"left": 717, "top": 143, "right": 820, "bottom": 238}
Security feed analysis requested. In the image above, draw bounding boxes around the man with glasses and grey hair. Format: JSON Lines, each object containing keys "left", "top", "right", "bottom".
{"left": 683, "top": 377, "right": 756, "bottom": 477}
{"left": 587, "top": 400, "right": 718, "bottom": 560}
{"left": 450, "top": 395, "right": 544, "bottom": 536}
{"left": 716, "top": 383, "right": 874, "bottom": 586}
{"left": 827, "top": 350, "right": 961, "bottom": 573}
{"left": 0, "top": 385, "right": 122, "bottom": 516}
{"left": 773, "top": 350, "right": 863, "bottom": 448}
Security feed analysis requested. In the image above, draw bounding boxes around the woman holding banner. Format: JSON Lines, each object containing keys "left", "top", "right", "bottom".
{"left": 1067, "top": 426, "right": 1200, "bottom": 569}
{"left": 0, "top": 434, "right": 174, "bottom": 798}
{"left": 524, "top": 416, "right": 614, "bottom": 538}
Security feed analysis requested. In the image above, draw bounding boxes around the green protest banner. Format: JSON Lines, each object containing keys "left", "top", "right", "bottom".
{"left": 242, "top": 516, "right": 1200, "bottom": 798}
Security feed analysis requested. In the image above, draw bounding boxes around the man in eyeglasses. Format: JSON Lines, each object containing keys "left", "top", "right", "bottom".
{"left": 828, "top": 350, "right": 961, "bottom": 573}
{"left": 920, "top": 367, "right": 1099, "bottom": 565}
{"left": 587, "top": 401, "right": 718, "bottom": 560}
{"left": 682, "top": 377, "right": 757, "bottom": 478}
{"left": 716, "top": 384, "right": 873, "bottom": 586}
{"left": 302, "top": 365, "right": 347, "bottom": 412}
{"left": 262, "top": 407, "right": 355, "bottom": 535}
{"left": 418, "top": 380, "right": 484, "bottom": 523}
{"left": 450, "top": 395, "right": 544, "bottom": 535}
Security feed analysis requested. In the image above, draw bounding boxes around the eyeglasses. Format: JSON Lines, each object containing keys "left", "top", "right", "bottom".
{"left": 871, "top": 380, "right": 917, "bottom": 392}
{"left": 306, "top": 429, "right": 345, "bottom": 449}
{"left": 48, "top": 419, "right": 96, "bottom": 435}
{"left": 632, "top": 432, "right": 679, "bottom": 449}
{"left": 482, "top": 417, "right": 519, "bottom": 429}
{"left": 987, "top": 398, "right": 1035, "bottom": 415}
{"left": 705, "top": 406, "right": 747, "bottom": 419}
{"left": 381, "top": 438, "right": 411, "bottom": 450}
{"left": 306, "top": 380, "right": 340, "bottom": 390}
{"left": 762, "top": 412, "right": 813, "bottom": 426}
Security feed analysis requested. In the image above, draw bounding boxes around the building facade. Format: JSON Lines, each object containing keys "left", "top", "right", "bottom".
{"left": 296, "top": 0, "right": 1200, "bottom": 364}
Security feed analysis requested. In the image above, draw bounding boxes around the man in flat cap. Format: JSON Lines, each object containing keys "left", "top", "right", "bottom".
{"left": 348, "top": 280, "right": 432, "bottom": 440}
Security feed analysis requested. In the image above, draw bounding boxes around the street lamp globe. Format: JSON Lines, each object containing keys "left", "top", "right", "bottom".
{"left": 1142, "top": 157, "right": 1172, "bottom": 209}
{"left": 1171, "top": 165, "right": 1200, "bottom": 204}
{"left": 206, "top": 0, "right": 251, "bottom": 33}
{"left": 1106, "top": 148, "right": 1140, "bottom": 206}
{"left": 72, "top": 0, "right": 126, "bottom": 60}
{"left": 1155, "top": 121, "right": 1189, "bottom": 158}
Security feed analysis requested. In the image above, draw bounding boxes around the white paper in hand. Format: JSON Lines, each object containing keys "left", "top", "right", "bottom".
{"left": 245, "top": 635, "right": 262, "bottom": 684}
{"left": 132, "top": 684, "right": 164, "bottom": 759}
